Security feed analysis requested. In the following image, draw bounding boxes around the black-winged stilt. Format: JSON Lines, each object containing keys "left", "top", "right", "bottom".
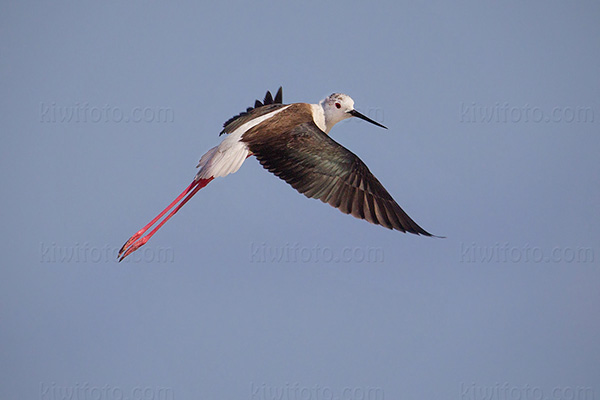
{"left": 119, "top": 87, "right": 438, "bottom": 261}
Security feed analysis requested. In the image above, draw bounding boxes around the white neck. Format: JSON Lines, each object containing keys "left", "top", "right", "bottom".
{"left": 310, "top": 103, "right": 330, "bottom": 133}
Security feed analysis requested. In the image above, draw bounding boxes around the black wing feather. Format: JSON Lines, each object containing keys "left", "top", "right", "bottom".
{"left": 220, "top": 86, "right": 284, "bottom": 136}
{"left": 274, "top": 87, "right": 283, "bottom": 104}
{"left": 263, "top": 91, "right": 273, "bottom": 105}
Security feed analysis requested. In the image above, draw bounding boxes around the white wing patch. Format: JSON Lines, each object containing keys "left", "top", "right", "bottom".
{"left": 196, "top": 105, "right": 290, "bottom": 180}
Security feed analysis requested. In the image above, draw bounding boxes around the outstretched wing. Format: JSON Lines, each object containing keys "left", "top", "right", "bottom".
{"left": 220, "top": 87, "right": 285, "bottom": 135}
{"left": 242, "top": 120, "right": 435, "bottom": 235}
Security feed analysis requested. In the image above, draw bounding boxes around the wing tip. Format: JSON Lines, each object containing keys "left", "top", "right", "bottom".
{"left": 404, "top": 225, "right": 444, "bottom": 238}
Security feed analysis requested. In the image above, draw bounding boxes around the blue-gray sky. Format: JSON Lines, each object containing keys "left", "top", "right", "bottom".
{"left": 1, "top": 1, "right": 599, "bottom": 399}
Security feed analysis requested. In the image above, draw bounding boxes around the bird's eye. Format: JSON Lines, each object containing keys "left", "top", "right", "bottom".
{"left": 335, "top": 103, "right": 341, "bottom": 109}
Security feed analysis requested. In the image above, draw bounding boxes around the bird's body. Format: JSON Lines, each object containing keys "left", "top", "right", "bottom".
{"left": 119, "top": 87, "right": 437, "bottom": 261}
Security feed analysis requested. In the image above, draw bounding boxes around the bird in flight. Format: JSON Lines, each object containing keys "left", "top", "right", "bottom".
{"left": 118, "top": 87, "right": 438, "bottom": 261}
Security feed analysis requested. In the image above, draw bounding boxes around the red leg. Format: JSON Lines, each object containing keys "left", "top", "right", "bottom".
{"left": 118, "top": 177, "right": 214, "bottom": 261}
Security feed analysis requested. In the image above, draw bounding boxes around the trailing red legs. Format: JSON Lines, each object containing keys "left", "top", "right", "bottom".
{"left": 118, "top": 177, "right": 213, "bottom": 261}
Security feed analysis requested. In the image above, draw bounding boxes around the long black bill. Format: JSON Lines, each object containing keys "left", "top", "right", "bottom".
{"left": 349, "top": 109, "right": 388, "bottom": 129}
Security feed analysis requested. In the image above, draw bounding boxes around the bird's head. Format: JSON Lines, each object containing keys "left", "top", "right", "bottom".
{"left": 320, "top": 93, "right": 387, "bottom": 132}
